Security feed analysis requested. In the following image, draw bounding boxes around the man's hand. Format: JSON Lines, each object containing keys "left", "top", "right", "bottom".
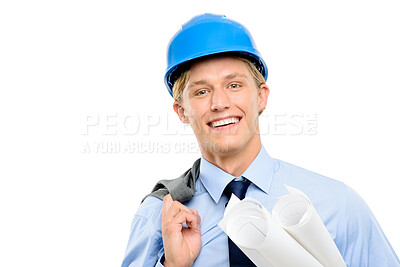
{"left": 161, "top": 194, "right": 202, "bottom": 267}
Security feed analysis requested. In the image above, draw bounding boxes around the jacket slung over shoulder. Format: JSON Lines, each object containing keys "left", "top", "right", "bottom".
{"left": 142, "top": 158, "right": 201, "bottom": 203}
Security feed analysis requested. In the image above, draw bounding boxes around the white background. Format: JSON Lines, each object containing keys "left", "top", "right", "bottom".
{"left": 1, "top": 0, "right": 399, "bottom": 266}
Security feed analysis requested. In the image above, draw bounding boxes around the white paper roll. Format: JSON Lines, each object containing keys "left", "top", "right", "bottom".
{"left": 219, "top": 195, "right": 322, "bottom": 267}
{"left": 272, "top": 186, "right": 346, "bottom": 267}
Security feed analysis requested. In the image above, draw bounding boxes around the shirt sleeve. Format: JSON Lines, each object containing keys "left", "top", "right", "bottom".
{"left": 121, "top": 197, "right": 164, "bottom": 267}
{"left": 337, "top": 186, "right": 400, "bottom": 267}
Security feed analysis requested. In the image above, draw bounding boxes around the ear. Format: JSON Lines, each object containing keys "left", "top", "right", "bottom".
{"left": 173, "top": 101, "right": 189, "bottom": 124}
{"left": 258, "top": 84, "right": 270, "bottom": 112}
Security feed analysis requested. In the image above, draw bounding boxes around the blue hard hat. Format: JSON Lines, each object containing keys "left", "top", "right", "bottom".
{"left": 164, "top": 13, "right": 268, "bottom": 97}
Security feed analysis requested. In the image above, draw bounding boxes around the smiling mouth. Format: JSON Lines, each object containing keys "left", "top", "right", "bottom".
{"left": 208, "top": 117, "right": 241, "bottom": 128}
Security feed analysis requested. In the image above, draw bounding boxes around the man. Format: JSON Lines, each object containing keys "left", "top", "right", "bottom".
{"left": 122, "top": 13, "right": 399, "bottom": 267}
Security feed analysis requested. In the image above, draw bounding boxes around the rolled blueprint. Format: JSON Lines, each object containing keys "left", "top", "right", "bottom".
{"left": 272, "top": 186, "right": 346, "bottom": 267}
{"left": 218, "top": 195, "right": 322, "bottom": 267}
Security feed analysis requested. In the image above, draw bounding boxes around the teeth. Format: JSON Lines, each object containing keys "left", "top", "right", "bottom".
{"left": 211, "top": 117, "right": 239, "bottom": 127}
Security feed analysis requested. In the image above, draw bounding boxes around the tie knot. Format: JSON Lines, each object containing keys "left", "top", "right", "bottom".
{"left": 223, "top": 179, "right": 251, "bottom": 200}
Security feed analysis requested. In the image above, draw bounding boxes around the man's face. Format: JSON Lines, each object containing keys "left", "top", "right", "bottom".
{"left": 173, "top": 56, "right": 269, "bottom": 158}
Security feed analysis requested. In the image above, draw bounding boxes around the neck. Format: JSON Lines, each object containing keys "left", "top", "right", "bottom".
{"left": 201, "top": 137, "right": 262, "bottom": 177}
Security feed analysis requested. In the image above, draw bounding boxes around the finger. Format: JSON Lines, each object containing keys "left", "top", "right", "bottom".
{"left": 186, "top": 209, "right": 201, "bottom": 230}
{"left": 162, "top": 210, "right": 196, "bottom": 236}
{"left": 162, "top": 194, "right": 174, "bottom": 222}
{"left": 162, "top": 194, "right": 173, "bottom": 210}
{"left": 164, "top": 196, "right": 193, "bottom": 215}
{"left": 173, "top": 201, "right": 194, "bottom": 214}
{"left": 162, "top": 195, "right": 193, "bottom": 222}
{"left": 191, "top": 209, "right": 199, "bottom": 216}
{"left": 174, "top": 210, "right": 199, "bottom": 226}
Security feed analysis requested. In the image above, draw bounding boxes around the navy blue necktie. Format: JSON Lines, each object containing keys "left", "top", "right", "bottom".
{"left": 223, "top": 179, "right": 256, "bottom": 267}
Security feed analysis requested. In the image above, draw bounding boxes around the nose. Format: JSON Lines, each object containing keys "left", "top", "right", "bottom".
{"left": 211, "top": 87, "right": 231, "bottom": 111}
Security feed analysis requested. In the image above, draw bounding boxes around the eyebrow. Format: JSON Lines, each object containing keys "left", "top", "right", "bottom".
{"left": 223, "top": 72, "right": 247, "bottom": 81}
{"left": 187, "top": 80, "right": 209, "bottom": 90}
{"left": 187, "top": 72, "right": 248, "bottom": 89}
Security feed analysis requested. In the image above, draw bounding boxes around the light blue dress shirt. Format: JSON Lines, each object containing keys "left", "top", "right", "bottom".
{"left": 122, "top": 146, "right": 399, "bottom": 266}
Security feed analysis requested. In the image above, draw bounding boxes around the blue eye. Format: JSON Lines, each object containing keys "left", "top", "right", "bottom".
{"left": 196, "top": 89, "right": 208, "bottom": 96}
{"left": 229, "top": 83, "right": 240, "bottom": 89}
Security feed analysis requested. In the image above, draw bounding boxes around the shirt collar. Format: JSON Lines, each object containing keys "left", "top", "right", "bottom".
{"left": 199, "top": 145, "right": 275, "bottom": 203}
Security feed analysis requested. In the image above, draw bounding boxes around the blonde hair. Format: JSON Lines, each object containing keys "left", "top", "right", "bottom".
{"left": 172, "top": 56, "right": 266, "bottom": 115}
